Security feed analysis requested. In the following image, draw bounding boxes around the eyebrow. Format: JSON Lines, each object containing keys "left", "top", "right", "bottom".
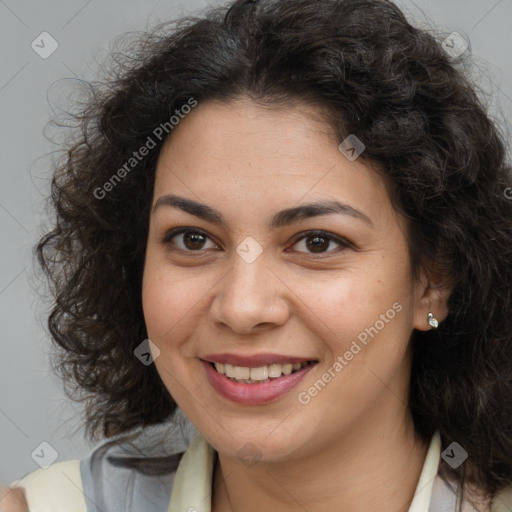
{"left": 153, "top": 194, "right": 374, "bottom": 229}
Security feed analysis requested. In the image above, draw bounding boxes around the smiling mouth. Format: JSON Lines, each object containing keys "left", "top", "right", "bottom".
{"left": 209, "top": 361, "right": 316, "bottom": 384}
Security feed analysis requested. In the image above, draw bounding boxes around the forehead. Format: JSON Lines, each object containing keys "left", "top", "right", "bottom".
{"left": 152, "top": 98, "right": 396, "bottom": 228}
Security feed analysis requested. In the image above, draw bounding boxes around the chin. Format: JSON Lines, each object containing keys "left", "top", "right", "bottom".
{"left": 200, "top": 419, "right": 314, "bottom": 463}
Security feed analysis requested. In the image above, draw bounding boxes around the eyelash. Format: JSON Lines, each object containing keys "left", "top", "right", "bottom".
{"left": 161, "top": 227, "right": 353, "bottom": 256}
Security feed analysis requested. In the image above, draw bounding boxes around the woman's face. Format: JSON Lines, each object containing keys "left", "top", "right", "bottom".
{"left": 142, "top": 97, "right": 436, "bottom": 463}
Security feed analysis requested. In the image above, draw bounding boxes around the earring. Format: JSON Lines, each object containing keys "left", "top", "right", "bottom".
{"left": 427, "top": 312, "right": 439, "bottom": 329}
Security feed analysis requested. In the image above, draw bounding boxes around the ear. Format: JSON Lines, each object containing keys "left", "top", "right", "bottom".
{"left": 412, "top": 266, "right": 453, "bottom": 331}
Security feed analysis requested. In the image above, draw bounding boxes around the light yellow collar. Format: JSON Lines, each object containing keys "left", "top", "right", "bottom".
{"left": 168, "top": 432, "right": 441, "bottom": 512}
{"left": 167, "top": 433, "right": 215, "bottom": 512}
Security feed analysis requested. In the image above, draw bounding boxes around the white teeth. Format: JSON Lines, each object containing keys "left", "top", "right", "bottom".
{"left": 224, "top": 364, "right": 235, "bottom": 378}
{"left": 268, "top": 364, "right": 282, "bottom": 378}
{"left": 212, "top": 361, "right": 311, "bottom": 382}
{"left": 233, "top": 366, "right": 250, "bottom": 380}
{"left": 250, "top": 366, "right": 268, "bottom": 380}
{"left": 282, "top": 363, "right": 293, "bottom": 375}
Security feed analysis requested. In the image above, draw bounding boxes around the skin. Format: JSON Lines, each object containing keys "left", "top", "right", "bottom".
{"left": 0, "top": 487, "right": 28, "bottom": 512}
{"left": 142, "top": 97, "right": 450, "bottom": 512}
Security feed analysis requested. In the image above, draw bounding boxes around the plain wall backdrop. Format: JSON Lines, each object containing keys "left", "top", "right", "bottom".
{"left": 1, "top": 0, "right": 511, "bottom": 485}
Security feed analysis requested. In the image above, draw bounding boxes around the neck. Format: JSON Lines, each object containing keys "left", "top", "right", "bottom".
{"left": 212, "top": 411, "right": 429, "bottom": 512}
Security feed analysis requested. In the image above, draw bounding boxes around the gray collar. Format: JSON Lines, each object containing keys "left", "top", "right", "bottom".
{"left": 80, "top": 407, "right": 199, "bottom": 512}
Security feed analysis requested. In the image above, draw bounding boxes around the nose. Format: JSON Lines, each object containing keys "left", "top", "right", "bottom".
{"left": 209, "top": 250, "right": 291, "bottom": 334}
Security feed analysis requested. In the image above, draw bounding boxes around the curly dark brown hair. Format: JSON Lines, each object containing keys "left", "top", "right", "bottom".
{"left": 36, "top": 0, "right": 512, "bottom": 501}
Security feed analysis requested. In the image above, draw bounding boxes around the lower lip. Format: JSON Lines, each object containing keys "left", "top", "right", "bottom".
{"left": 201, "top": 360, "right": 316, "bottom": 405}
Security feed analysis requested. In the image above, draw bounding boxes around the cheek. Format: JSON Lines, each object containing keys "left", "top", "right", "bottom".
{"left": 141, "top": 265, "right": 202, "bottom": 392}
{"left": 142, "top": 265, "right": 168, "bottom": 339}
{"left": 141, "top": 252, "right": 221, "bottom": 372}
{"left": 141, "top": 255, "right": 198, "bottom": 344}
{"left": 297, "top": 264, "right": 411, "bottom": 337}
{"left": 296, "top": 274, "right": 414, "bottom": 404}
{"left": 293, "top": 262, "right": 416, "bottom": 403}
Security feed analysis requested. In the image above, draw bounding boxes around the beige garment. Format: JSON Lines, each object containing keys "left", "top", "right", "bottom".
{"left": 9, "top": 432, "right": 512, "bottom": 512}
{"left": 9, "top": 460, "right": 86, "bottom": 512}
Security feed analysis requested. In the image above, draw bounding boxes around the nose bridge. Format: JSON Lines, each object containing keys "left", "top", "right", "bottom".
{"left": 225, "top": 247, "right": 272, "bottom": 305}
{"left": 211, "top": 242, "right": 288, "bottom": 332}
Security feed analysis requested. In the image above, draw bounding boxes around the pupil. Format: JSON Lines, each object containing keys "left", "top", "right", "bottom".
{"left": 185, "top": 232, "right": 205, "bottom": 250}
{"left": 307, "top": 236, "right": 328, "bottom": 252}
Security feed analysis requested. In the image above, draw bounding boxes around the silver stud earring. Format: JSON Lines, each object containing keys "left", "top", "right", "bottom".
{"left": 427, "top": 312, "right": 439, "bottom": 329}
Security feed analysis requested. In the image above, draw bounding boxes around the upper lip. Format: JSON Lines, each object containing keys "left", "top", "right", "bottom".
{"left": 201, "top": 353, "right": 317, "bottom": 367}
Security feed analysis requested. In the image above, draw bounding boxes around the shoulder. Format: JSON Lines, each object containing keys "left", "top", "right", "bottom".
{"left": 5, "top": 411, "right": 199, "bottom": 511}
{"left": 0, "top": 486, "right": 29, "bottom": 512}
{"left": 8, "top": 459, "right": 85, "bottom": 512}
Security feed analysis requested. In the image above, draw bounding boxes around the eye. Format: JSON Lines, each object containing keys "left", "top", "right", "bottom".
{"left": 161, "top": 228, "right": 352, "bottom": 255}
{"left": 162, "top": 228, "right": 219, "bottom": 252}
{"left": 288, "top": 230, "right": 351, "bottom": 255}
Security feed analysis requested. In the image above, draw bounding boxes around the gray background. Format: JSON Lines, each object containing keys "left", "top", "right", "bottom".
{"left": 1, "top": 0, "right": 511, "bottom": 485}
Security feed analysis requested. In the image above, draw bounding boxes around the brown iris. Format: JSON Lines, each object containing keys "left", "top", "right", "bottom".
{"left": 184, "top": 232, "right": 207, "bottom": 250}
{"left": 306, "top": 235, "right": 329, "bottom": 253}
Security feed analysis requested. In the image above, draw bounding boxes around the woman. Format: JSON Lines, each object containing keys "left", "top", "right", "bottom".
{"left": 2, "top": 0, "right": 512, "bottom": 510}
